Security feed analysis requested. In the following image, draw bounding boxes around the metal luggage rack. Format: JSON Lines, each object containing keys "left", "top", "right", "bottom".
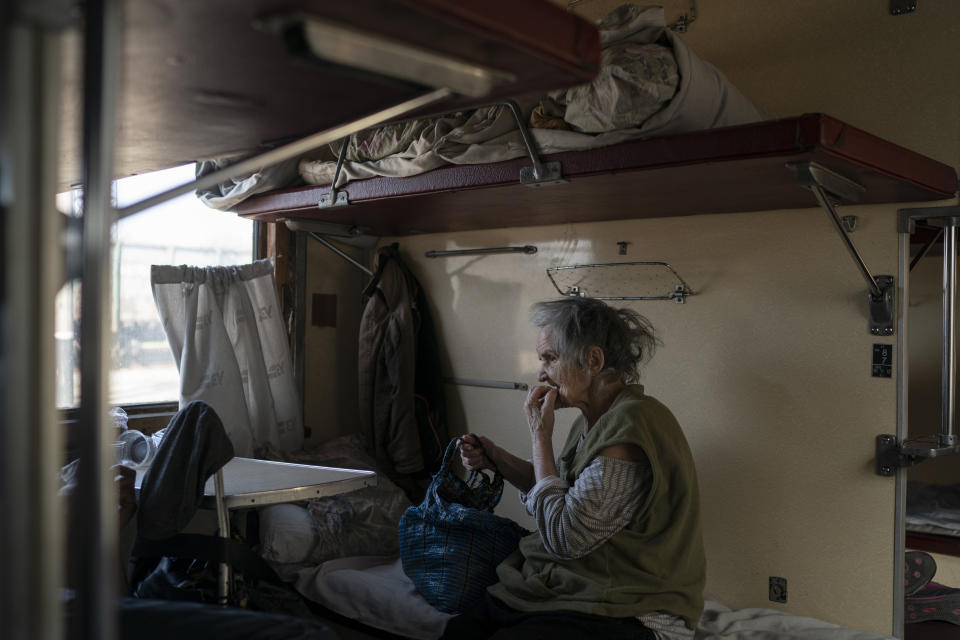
{"left": 546, "top": 261, "right": 695, "bottom": 303}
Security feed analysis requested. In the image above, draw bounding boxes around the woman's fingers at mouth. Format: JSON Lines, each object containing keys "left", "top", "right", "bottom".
{"left": 540, "top": 387, "right": 558, "bottom": 409}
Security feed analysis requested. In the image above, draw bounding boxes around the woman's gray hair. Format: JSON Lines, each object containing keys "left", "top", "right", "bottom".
{"left": 530, "top": 297, "right": 659, "bottom": 384}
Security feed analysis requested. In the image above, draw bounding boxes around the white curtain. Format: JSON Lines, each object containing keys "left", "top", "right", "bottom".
{"left": 151, "top": 259, "right": 302, "bottom": 457}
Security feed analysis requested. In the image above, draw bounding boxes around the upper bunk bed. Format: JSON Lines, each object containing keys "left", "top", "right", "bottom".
{"left": 75, "top": 0, "right": 956, "bottom": 234}
{"left": 234, "top": 112, "right": 959, "bottom": 236}
{"left": 197, "top": 5, "right": 956, "bottom": 238}
{"left": 57, "top": 0, "right": 603, "bottom": 190}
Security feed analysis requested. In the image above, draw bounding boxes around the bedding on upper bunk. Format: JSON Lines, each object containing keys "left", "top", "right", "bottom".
{"left": 195, "top": 4, "right": 765, "bottom": 211}
{"left": 907, "top": 482, "right": 960, "bottom": 538}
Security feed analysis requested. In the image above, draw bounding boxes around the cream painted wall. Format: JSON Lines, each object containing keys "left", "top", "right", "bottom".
{"left": 562, "top": 0, "right": 960, "bottom": 169}
{"left": 302, "top": 239, "right": 368, "bottom": 445}
{"left": 299, "top": 0, "right": 960, "bottom": 634}
{"left": 382, "top": 205, "right": 899, "bottom": 633}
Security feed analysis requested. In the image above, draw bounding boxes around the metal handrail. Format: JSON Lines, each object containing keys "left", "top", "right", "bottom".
{"left": 425, "top": 246, "right": 537, "bottom": 258}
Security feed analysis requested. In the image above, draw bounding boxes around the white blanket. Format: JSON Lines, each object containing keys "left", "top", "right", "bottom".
{"left": 696, "top": 600, "right": 895, "bottom": 639}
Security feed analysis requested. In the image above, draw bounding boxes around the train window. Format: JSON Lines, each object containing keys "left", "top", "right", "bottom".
{"left": 55, "top": 164, "right": 254, "bottom": 408}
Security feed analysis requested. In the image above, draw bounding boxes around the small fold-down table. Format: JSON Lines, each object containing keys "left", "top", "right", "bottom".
{"left": 199, "top": 457, "right": 377, "bottom": 509}
{"left": 139, "top": 457, "right": 377, "bottom": 602}
{"left": 208, "top": 457, "right": 377, "bottom": 601}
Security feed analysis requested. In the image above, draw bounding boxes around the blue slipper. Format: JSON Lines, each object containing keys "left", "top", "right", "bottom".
{"left": 906, "top": 581, "right": 960, "bottom": 625}
{"left": 905, "top": 551, "right": 937, "bottom": 596}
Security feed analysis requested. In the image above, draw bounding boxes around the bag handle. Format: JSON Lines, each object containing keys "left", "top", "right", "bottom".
{"left": 449, "top": 434, "right": 500, "bottom": 482}
{"left": 461, "top": 433, "right": 500, "bottom": 488}
{"left": 431, "top": 435, "right": 504, "bottom": 511}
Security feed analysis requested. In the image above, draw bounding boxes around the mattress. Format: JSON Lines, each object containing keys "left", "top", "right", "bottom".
{"left": 291, "top": 555, "right": 896, "bottom": 640}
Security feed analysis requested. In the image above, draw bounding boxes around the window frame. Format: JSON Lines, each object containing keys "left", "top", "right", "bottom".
{"left": 58, "top": 213, "right": 278, "bottom": 454}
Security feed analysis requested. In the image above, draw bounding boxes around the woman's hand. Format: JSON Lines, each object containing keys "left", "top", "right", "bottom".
{"left": 525, "top": 385, "right": 558, "bottom": 441}
{"left": 458, "top": 434, "right": 496, "bottom": 472}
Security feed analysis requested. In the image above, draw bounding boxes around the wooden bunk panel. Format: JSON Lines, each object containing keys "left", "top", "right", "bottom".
{"left": 59, "top": 0, "right": 600, "bottom": 188}
{"left": 237, "top": 114, "right": 958, "bottom": 236}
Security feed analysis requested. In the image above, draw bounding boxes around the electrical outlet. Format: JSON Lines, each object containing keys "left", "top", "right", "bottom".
{"left": 769, "top": 576, "right": 787, "bottom": 603}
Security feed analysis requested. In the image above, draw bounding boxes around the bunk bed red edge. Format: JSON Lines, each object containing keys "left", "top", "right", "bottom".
{"left": 907, "top": 531, "right": 960, "bottom": 559}
{"left": 235, "top": 113, "right": 959, "bottom": 237}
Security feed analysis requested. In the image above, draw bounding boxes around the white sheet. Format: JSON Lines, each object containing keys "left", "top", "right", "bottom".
{"left": 293, "top": 556, "right": 895, "bottom": 640}
{"left": 695, "top": 600, "right": 895, "bottom": 639}
{"left": 295, "top": 556, "right": 453, "bottom": 640}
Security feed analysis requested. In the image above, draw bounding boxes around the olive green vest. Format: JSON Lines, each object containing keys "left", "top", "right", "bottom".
{"left": 488, "top": 385, "right": 706, "bottom": 629}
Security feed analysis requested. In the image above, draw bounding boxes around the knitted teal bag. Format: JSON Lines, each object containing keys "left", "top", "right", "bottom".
{"left": 398, "top": 436, "right": 530, "bottom": 613}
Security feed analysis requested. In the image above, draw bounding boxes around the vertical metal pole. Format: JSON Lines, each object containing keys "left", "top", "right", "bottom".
{"left": 73, "top": 0, "right": 122, "bottom": 638}
{"left": 2, "top": 14, "right": 66, "bottom": 640}
{"left": 214, "top": 470, "right": 231, "bottom": 605}
{"left": 294, "top": 230, "right": 307, "bottom": 437}
{"left": 893, "top": 221, "right": 911, "bottom": 639}
{"left": 941, "top": 224, "right": 958, "bottom": 446}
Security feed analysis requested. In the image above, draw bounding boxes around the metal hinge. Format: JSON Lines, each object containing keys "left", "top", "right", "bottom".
{"left": 875, "top": 435, "right": 923, "bottom": 476}
{"left": 890, "top": 0, "right": 917, "bottom": 16}
{"left": 876, "top": 434, "right": 960, "bottom": 476}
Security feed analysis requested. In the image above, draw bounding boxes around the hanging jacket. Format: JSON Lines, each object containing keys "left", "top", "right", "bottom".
{"left": 358, "top": 245, "right": 447, "bottom": 500}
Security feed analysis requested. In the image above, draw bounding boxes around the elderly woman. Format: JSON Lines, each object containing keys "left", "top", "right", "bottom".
{"left": 443, "top": 297, "right": 705, "bottom": 640}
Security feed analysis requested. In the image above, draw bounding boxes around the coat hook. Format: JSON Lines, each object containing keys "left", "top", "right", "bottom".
{"left": 617, "top": 241, "right": 630, "bottom": 255}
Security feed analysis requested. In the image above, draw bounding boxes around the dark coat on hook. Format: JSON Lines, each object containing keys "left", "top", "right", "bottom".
{"left": 358, "top": 244, "right": 448, "bottom": 503}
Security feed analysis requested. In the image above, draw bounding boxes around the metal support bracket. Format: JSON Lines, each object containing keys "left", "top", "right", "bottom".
{"left": 520, "top": 162, "right": 564, "bottom": 186}
{"left": 790, "top": 161, "right": 895, "bottom": 335}
{"left": 876, "top": 434, "right": 960, "bottom": 476}
{"left": 869, "top": 275, "right": 896, "bottom": 336}
{"left": 668, "top": 0, "right": 698, "bottom": 32}
{"left": 890, "top": 0, "right": 917, "bottom": 16}
{"left": 319, "top": 135, "right": 351, "bottom": 208}
{"left": 504, "top": 101, "right": 565, "bottom": 187}
{"left": 668, "top": 285, "right": 689, "bottom": 304}
{"left": 318, "top": 191, "right": 350, "bottom": 208}
{"left": 876, "top": 435, "right": 924, "bottom": 476}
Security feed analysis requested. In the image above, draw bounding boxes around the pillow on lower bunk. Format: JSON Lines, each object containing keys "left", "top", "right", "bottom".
{"left": 258, "top": 486, "right": 412, "bottom": 565}
{"left": 259, "top": 504, "right": 318, "bottom": 565}
{"left": 257, "top": 434, "right": 413, "bottom": 566}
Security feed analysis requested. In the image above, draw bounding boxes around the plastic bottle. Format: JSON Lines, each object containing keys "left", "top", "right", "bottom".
{"left": 115, "top": 429, "right": 157, "bottom": 470}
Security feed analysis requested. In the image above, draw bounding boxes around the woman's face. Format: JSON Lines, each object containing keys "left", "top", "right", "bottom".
{"left": 536, "top": 327, "right": 591, "bottom": 409}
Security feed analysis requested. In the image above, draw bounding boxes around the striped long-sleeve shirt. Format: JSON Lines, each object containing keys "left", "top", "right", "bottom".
{"left": 520, "top": 439, "right": 694, "bottom": 640}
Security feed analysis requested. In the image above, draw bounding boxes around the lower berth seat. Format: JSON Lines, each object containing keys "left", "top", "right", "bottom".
{"left": 288, "top": 555, "right": 897, "bottom": 640}
{"left": 66, "top": 597, "right": 341, "bottom": 640}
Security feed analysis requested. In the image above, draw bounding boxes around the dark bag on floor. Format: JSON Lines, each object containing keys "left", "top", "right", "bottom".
{"left": 398, "top": 436, "right": 530, "bottom": 613}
